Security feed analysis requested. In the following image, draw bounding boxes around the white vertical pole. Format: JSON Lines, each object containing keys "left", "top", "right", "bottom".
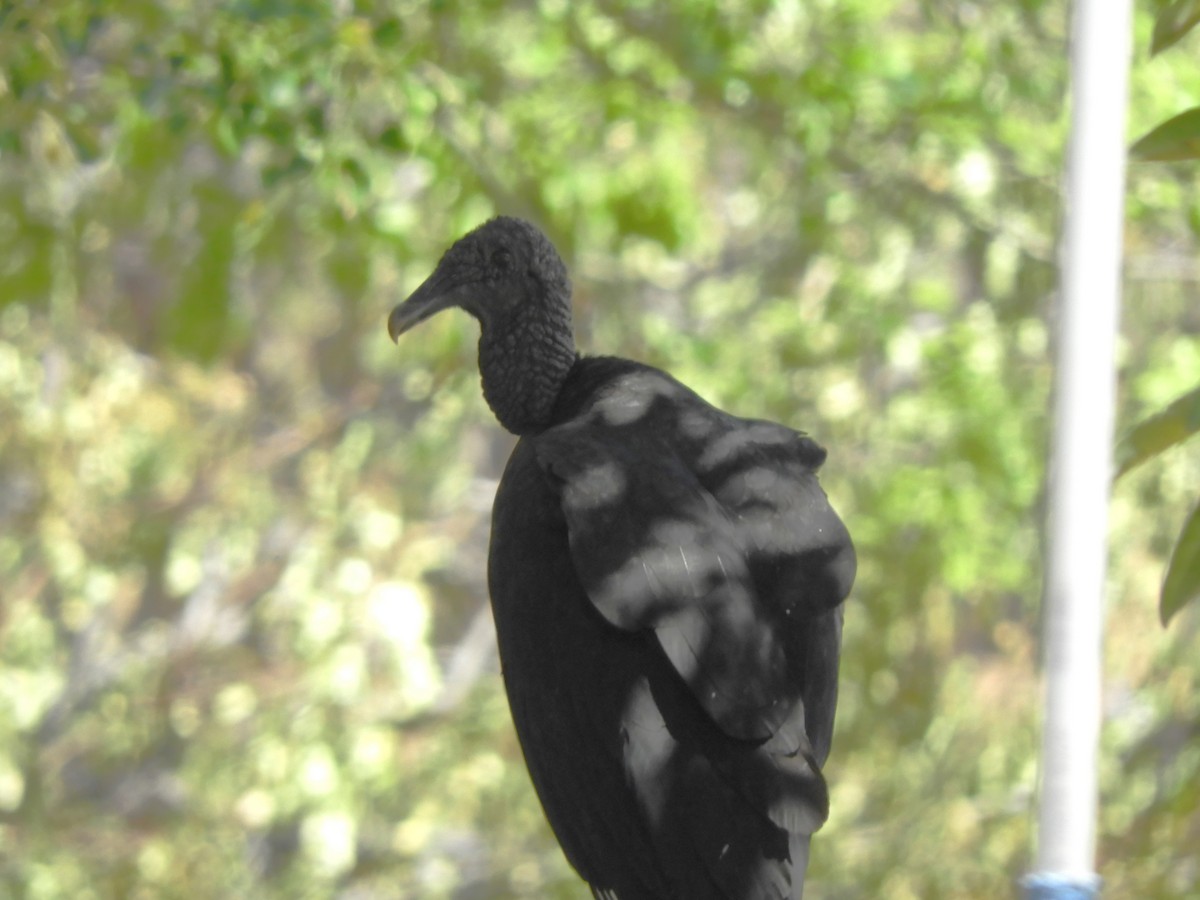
{"left": 1026, "top": 0, "right": 1132, "bottom": 897}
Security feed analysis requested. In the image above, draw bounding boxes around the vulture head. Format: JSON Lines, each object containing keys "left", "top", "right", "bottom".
{"left": 388, "top": 216, "right": 572, "bottom": 340}
{"left": 388, "top": 217, "right": 578, "bottom": 435}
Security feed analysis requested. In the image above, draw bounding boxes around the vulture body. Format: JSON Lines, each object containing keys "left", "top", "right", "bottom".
{"left": 389, "top": 217, "right": 855, "bottom": 900}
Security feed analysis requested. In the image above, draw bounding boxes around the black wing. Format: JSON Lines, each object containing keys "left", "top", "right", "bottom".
{"left": 533, "top": 368, "right": 855, "bottom": 749}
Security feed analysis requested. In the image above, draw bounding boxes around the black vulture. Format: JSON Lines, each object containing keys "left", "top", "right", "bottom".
{"left": 388, "top": 217, "right": 855, "bottom": 900}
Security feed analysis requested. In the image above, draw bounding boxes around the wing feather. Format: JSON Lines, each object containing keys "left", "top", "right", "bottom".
{"left": 532, "top": 370, "right": 854, "bottom": 746}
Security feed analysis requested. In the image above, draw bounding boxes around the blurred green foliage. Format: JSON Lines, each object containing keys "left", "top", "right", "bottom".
{"left": 1124, "top": 2, "right": 1200, "bottom": 625}
{"left": 1, "top": 1, "right": 1197, "bottom": 898}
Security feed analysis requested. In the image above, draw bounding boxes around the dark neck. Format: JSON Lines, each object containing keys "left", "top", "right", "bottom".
{"left": 478, "top": 301, "right": 577, "bottom": 435}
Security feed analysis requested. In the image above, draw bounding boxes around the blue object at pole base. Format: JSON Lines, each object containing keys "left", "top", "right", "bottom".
{"left": 1022, "top": 873, "right": 1101, "bottom": 900}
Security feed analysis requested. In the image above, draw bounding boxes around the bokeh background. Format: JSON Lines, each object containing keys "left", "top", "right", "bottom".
{"left": 1, "top": 1, "right": 1198, "bottom": 897}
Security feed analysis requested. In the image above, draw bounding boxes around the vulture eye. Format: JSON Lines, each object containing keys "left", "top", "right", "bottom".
{"left": 491, "top": 247, "right": 514, "bottom": 274}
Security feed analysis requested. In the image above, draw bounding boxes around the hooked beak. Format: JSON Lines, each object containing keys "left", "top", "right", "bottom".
{"left": 388, "top": 272, "right": 463, "bottom": 342}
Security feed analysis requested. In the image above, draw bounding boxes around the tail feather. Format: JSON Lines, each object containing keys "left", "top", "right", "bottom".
{"left": 789, "top": 833, "right": 811, "bottom": 900}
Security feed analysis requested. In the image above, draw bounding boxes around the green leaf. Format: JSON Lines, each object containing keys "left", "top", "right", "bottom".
{"left": 379, "top": 125, "right": 406, "bottom": 152}
{"left": 1151, "top": 0, "right": 1200, "bottom": 56}
{"left": 263, "top": 152, "right": 313, "bottom": 188}
{"left": 1130, "top": 107, "right": 1200, "bottom": 161}
{"left": 1162, "top": 499, "right": 1200, "bottom": 625}
{"left": 342, "top": 156, "right": 372, "bottom": 204}
{"left": 372, "top": 17, "right": 404, "bottom": 48}
{"left": 1114, "top": 384, "right": 1200, "bottom": 478}
{"left": 165, "top": 183, "right": 238, "bottom": 362}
